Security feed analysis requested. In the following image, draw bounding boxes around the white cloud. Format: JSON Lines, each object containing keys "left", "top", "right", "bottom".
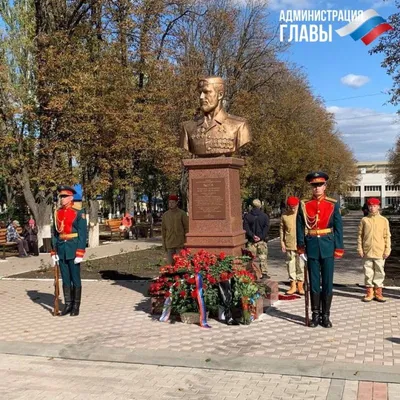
{"left": 340, "top": 74, "right": 371, "bottom": 88}
{"left": 268, "top": 0, "right": 314, "bottom": 10}
{"left": 358, "top": 0, "right": 393, "bottom": 10}
{"left": 327, "top": 106, "right": 399, "bottom": 161}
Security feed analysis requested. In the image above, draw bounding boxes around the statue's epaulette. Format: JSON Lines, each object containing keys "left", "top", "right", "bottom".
{"left": 325, "top": 197, "right": 337, "bottom": 203}
{"left": 227, "top": 114, "right": 246, "bottom": 122}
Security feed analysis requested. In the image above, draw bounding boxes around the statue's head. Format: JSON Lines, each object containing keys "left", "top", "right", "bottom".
{"left": 198, "top": 76, "right": 225, "bottom": 113}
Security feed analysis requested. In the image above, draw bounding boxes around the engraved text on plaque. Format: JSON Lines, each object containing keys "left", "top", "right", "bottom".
{"left": 192, "top": 178, "right": 226, "bottom": 220}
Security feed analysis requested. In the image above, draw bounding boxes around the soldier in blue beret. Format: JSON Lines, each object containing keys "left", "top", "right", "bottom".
{"left": 51, "top": 185, "right": 87, "bottom": 316}
{"left": 297, "top": 172, "right": 344, "bottom": 328}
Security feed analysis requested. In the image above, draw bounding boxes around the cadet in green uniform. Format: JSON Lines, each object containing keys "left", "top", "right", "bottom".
{"left": 297, "top": 172, "right": 344, "bottom": 328}
{"left": 51, "top": 185, "right": 87, "bottom": 316}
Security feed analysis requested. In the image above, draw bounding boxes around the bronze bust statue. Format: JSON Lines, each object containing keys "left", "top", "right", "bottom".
{"left": 180, "top": 77, "right": 251, "bottom": 157}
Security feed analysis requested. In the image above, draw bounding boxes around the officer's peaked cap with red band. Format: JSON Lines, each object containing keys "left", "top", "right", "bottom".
{"left": 306, "top": 171, "right": 329, "bottom": 184}
{"left": 57, "top": 185, "right": 77, "bottom": 196}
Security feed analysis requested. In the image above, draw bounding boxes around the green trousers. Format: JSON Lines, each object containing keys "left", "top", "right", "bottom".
{"left": 307, "top": 257, "right": 334, "bottom": 295}
{"left": 59, "top": 258, "right": 82, "bottom": 288}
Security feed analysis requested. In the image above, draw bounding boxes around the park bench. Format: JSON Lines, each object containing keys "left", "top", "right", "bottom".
{"left": 0, "top": 227, "right": 23, "bottom": 259}
{"left": 105, "top": 219, "right": 123, "bottom": 241}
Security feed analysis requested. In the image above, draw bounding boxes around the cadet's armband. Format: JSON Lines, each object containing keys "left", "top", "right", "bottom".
{"left": 334, "top": 249, "right": 344, "bottom": 258}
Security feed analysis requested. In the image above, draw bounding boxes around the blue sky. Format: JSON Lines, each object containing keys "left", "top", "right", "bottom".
{"left": 269, "top": 0, "right": 399, "bottom": 162}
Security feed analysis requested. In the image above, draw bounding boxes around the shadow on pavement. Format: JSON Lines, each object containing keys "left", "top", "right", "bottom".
{"left": 265, "top": 306, "right": 306, "bottom": 326}
{"left": 386, "top": 337, "right": 400, "bottom": 344}
{"left": 26, "top": 290, "right": 58, "bottom": 315}
{"left": 99, "top": 270, "right": 150, "bottom": 282}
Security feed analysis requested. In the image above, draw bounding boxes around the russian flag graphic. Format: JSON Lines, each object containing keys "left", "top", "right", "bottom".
{"left": 336, "top": 9, "right": 393, "bottom": 45}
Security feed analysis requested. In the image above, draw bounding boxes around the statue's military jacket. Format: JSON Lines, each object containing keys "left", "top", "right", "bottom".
{"left": 51, "top": 205, "right": 87, "bottom": 260}
{"left": 180, "top": 109, "right": 251, "bottom": 157}
{"left": 296, "top": 195, "right": 344, "bottom": 260}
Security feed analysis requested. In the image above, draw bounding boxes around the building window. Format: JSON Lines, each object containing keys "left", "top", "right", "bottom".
{"left": 385, "top": 185, "right": 400, "bottom": 191}
{"left": 344, "top": 197, "right": 361, "bottom": 206}
{"left": 364, "top": 186, "right": 381, "bottom": 192}
{"left": 385, "top": 197, "right": 400, "bottom": 207}
{"left": 348, "top": 186, "right": 361, "bottom": 192}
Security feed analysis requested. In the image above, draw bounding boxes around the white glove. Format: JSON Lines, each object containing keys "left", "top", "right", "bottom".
{"left": 74, "top": 257, "right": 83, "bottom": 264}
{"left": 51, "top": 254, "right": 59, "bottom": 266}
{"left": 300, "top": 253, "right": 308, "bottom": 262}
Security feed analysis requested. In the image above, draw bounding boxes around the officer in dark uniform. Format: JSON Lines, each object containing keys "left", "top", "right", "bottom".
{"left": 51, "top": 185, "right": 87, "bottom": 316}
{"left": 296, "top": 172, "right": 344, "bottom": 328}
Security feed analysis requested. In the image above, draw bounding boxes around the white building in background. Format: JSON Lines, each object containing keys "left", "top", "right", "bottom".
{"left": 344, "top": 161, "right": 400, "bottom": 208}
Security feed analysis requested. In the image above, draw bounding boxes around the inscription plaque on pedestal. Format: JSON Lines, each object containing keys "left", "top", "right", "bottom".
{"left": 192, "top": 178, "right": 226, "bottom": 220}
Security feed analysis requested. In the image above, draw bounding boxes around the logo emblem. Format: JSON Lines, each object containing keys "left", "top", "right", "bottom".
{"left": 336, "top": 9, "right": 393, "bottom": 45}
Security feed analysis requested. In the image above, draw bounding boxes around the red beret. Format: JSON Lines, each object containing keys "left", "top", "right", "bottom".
{"left": 287, "top": 196, "right": 299, "bottom": 207}
{"left": 168, "top": 194, "right": 178, "bottom": 201}
{"left": 367, "top": 198, "right": 380, "bottom": 206}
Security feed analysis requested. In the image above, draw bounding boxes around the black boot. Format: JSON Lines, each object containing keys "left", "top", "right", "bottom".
{"left": 225, "top": 308, "right": 239, "bottom": 325}
{"left": 70, "top": 287, "right": 81, "bottom": 316}
{"left": 321, "top": 293, "right": 333, "bottom": 328}
{"left": 61, "top": 286, "right": 73, "bottom": 316}
{"left": 309, "top": 292, "right": 321, "bottom": 328}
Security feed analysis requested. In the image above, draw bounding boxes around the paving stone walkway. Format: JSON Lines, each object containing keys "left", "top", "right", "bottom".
{"left": 1, "top": 212, "right": 400, "bottom": 399}
{"left": 2, "top": 354, "right": 400, "bottom": 400}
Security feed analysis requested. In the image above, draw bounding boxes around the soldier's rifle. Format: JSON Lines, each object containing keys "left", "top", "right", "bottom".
{"left": 53, "top": 260, "right": 60, "bottom": 316}
{"left": 303, "top": 256, "right": 309, "bottom": 327}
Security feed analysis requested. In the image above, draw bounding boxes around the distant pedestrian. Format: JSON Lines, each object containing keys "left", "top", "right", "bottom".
{"left": 7, "top": 220, "right": 29, "bottom": 257}
{"left": 280, "top": 196, "right": 305, "bottom": 295}
{"left": 23, "top": 218, "right": 39, "bottom": 256}
{"left": 357, "top": 198, "right": 391, "bottom": 303}
{"left": 243, "top": 199, "right": 270, "bottom": 279}
{"left": 161, "top": 194, "right": 189, "bottom": 265}
{"left": 362, "top": 202, "right": 369, "bottom": 217}
{"left": 120, "top": 212, "right": 133, "bottom": 239}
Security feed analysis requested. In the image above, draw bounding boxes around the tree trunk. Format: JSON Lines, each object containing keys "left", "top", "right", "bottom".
{"left": 125, "top": 188, "right": 135, "bottom": 213}
{"left": 88, "top": 199, "right": 100, "bottom": 248}
{"left": 18, "top": 168, "right": 53, "bottom": 249}
{"left": 36, "top": 202, "right": 52, "bottom": 248}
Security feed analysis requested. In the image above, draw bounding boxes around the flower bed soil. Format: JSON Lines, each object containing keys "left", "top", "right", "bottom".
{"left": 9, "top": 246, "right": 166, "bottom": 280}
{"left": 10, "top": 221, "right": 281, "bottom": 281}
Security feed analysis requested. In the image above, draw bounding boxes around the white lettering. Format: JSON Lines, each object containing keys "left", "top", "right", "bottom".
{"left": 309, "top": 25, "right": 319, "bottom": 42}
{"left": 279, "top": 24, "right": 287, "bottom": 41}
{"left": 317, "top": 10, "right": 325, "bottom": 21}
{"left": 288, "top": 24, "right": 298, "bottom": 42}
{"left": 337, "top": 10, "right": 345, "bottom": 22}
{"left": 285, "top": 10, "right": 293, "bottom": 23}
{"left": 292, "top": 10, "right": 302, "bottom": 21}
{"left": 298, "top": 24, "right": 309, "bottom": 41}
{"left": 319, "top": 25, "right": 333, "bottom": 42}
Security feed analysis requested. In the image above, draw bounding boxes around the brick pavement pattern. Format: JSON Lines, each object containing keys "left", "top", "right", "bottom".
{"left": 1, "top": 213, "right": 400, "bottom": 400}
{"left": 1, "top": 279, "right": 399, "bottom": 366}
{"left": 3, "top": 354, "right": 399, "bottom": 400}
{"left": 0, "top": 354, "right": 334, "bottom": 400}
